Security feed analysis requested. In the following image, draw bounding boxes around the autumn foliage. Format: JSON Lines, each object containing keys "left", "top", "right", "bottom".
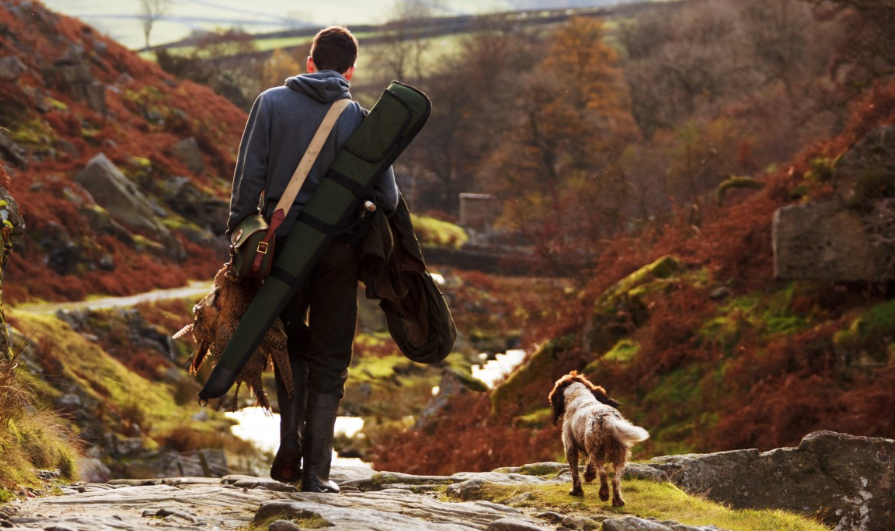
{"left": 0, "top": 0, "right": 245, "bottom": 303}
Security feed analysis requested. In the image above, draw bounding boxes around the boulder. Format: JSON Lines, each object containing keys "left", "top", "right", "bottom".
{"left": 583, "top": 255, "right": 682, "bottom": 354}
{"left": 76, "top": 153, "right": 159, "bottom": 231}
{"left": 772, "top": 200, "right": 888, "bottom": 281}
{"left": 647, "top": 430, "right": 895, "bottom": 531}
{"left": 75, "top": 154, "right": 184, "bottom": 259}
{"left": 158, "top": 176, "right": 227, "bottom": 234}
{"left": 833, "top": 124, "right": 895, "bottom": 206}
{"left": 0, "top": 55, "right": 26, "bottom": 81}
{"left": 43, "top": 56, "right": 106, "bottom": 114}
{"left": 602, "top": 517, "right": 728, "bottom": 531}
{"left": 774, "top": 125, "right": 895, "bottom": 282}
{"left": 171, "top": 137, "right": 205, "bottom": 175}
{"left": 485, "top": 518, "right": 551, "bottom": 531}
{"left": 0, "top": 129, "right": 28, "bottom": 168}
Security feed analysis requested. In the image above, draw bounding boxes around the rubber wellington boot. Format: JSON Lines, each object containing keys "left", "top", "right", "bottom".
{"left": 270, "top": 360, "right": 307, "bottom": 483}
{"left": 301, "top": 392, "right": 341, "bottom": 493}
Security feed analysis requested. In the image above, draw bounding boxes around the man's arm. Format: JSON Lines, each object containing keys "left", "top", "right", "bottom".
{"left": 375, "top": 166, "right": 399, "bottom": 216}
{"left": 226, "top": 94, "right": 271, "bottom": 236}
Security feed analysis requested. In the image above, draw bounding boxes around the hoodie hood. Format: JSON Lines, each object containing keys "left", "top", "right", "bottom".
{"left": 285, "top": 71, "right": 351, "bottom": 103}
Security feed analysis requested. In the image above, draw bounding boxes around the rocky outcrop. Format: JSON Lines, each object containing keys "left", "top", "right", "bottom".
{"left": 648, "top": 431, "right": 895, "bottom": 531}
{"left": 171, "top": 137, "right": 205, "bottom": 175}
{"left": 0, "top": 55, "right": 26, "bottom": 81}
{"left": 7, "top": 466, "right": 709, "bottom": 531}
{"left": 774, "top": 125, "right": 895, "bottom": 281}
{"left": 75, "top": 153, "right": 184, "bottom": 259}
{"left": 0, "top": 182, "right": 23, "bottom": 358}
{"left": 42, "top": 48, "right": 107, "bottom": 115}
{"left": 772, "top": 200, "right": 885, "bottom": 281}
{"left": 76, "top": 153, "right": 162, "bottom": 232}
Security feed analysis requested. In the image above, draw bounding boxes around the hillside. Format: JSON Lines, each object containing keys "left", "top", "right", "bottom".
{"left": 373, "top": 77, "right": 895, "bottom": 473}
{"left": 0, "top": 0, "right": 244, "bottom": 303}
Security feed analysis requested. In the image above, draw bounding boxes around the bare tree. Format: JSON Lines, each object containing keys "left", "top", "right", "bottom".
{"left": 139, "top": 0, "right": 171, "bottom": 51}
{"left": 366, "top": 0, "right": 443, "bottom": 85}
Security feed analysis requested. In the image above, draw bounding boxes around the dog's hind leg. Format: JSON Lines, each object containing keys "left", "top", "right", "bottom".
{"left": 566, "top": 448, "right": 584, "bottom": 497}
{"left": 610, "top": 445, "right": 627, "bottom": 507}
{"left": 584, "top": 456, "right": 597, "bottom": 483}
{"left": 598, "top": 465, "right": 610, "bottom": 501}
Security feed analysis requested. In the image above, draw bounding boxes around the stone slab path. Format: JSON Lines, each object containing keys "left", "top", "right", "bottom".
{"left": 2, "top": 465, "right": 728, "bottom": 531}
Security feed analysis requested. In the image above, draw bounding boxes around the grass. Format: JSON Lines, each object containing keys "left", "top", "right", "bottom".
{"left": 7, "top": 309, "right": 233, "bottom": 438}
{"left": 0, "top": 350, "right": 78, "bottom": 489}
{"left": 443, "top": 480, "right": 829, "bottom": 531}
{"left": 410, "top": 213, "right": 468, "bottom": 249}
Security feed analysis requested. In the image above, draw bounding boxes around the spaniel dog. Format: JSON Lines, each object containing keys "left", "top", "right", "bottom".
{"left": 548, "top": 371, "right": 649, "bottom": 506}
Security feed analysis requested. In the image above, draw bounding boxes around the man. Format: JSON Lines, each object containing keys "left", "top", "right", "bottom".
{"left": 227, "top": 26, "right": 398, "bottom": 493}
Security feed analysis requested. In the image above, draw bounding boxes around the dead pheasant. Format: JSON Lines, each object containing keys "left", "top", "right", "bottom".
{"left": 173, "top": 266, "right": 292, "bottom": 411}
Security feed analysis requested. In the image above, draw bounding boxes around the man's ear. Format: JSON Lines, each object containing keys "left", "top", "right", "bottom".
{"left": 344, "top": 65, "right": 355, "bottom": 81}
{"left": 307, "top": 56, "right": 317, "bottom": 74}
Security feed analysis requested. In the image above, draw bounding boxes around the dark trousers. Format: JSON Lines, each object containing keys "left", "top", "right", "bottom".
{"left": 275, "top": 239, "right": 358, "bottom": 398}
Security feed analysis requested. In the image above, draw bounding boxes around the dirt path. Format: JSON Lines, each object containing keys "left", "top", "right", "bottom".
{"left": 12, "top": 280, "right": 212, "bottom": 315}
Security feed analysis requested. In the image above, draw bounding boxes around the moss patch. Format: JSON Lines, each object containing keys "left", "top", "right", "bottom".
{"left": 490, "top": 335, "right": 575, "bottom": 418}
{"left": 833, "top": 299, "right": 895, "bottom": 363}
{"left": 410, "top": 214, "right": 468, "bottom": 249}
{"left": 442, "top": 480, "right": 827, "bottom": 531}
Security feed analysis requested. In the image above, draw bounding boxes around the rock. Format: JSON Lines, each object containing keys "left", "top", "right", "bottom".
{"left": 772, "top": 200, "right": 887, "bottom": 281}
{"left": 75, "top": 154, "right": 184, "bottom": 259}
{"left": 158, "top": 176, "right": 227, "bottom": 234}
{"left": 622, "top": 463, "right": 668, "bottom": 482}
{"left": 647, "top": 430, "right": 895, "bottom": 531}
{"left": 493, "top": 462, "right": 567, "bottom": 476}
{"left": 197, "top": 449, "right": 228, "bottom": 477}
{"left": 75, "top": 153, "right": 160, "bottom": 232}
{"left": 583, "top": 255, "right": 682, "bottom": 354}
{"left": 171, "top": 137, "right": 205, "bottom": 175}
{"left": 445, "top": 478, "right": 487, "bottom": 501}
{"left": 0, "top": 129, "right": 28, "bottom": 168}
{"left": 485, "top": 517, "right": 550, "bottom": 531}
{"left": 254, "top": 491, "right": 525, "bottom": 531}
{"left": 603, "top": 519, "right": 727, "bottom": 531}
{"left": 56, "top": 394, "right": 81, "bottom": 412}
{"left": 85, "top": 81, "right": 107, "bottom": 114}
{"left": 76, "top": 457, "right": 110, "bottom": 483}
{"left": 80, "top": 205, "right": 134, "bottom": 245}
{"left": 0, "top": 185, "right": 24, "bottom": 237}
{"left": 536, "top": 511, "right": 564, "bottom": 524}
{"left": 708, "top": 286, "right": 731, "bottom": 301}
{"left": 268, "top": 520, "right": 301, "bottom": 531}
{"left": 42, "top": 54, "right": 106, "bottom": 114}
{"left": 602, "top": 517, "right": 673, "bottom": 531}
{"left": 562, "top": 514, "right": 599, "bottom": 530}
{"left": 0, "top": 55, "right": 26, "bottom": 81}
{"left": 833, "top": 124, "right": 895, "bottom": 206}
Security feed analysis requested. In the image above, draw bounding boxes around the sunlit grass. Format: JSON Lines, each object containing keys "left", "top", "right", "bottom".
{"left": 444, "top": 480, "right": 829, "bottom": 531}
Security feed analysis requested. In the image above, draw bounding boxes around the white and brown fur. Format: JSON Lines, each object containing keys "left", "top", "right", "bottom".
{"left": 173, "top": 266, "right": 293, "bottom": 410}
{"left": 548, "top": 371, "right": 649, "bottom": 505}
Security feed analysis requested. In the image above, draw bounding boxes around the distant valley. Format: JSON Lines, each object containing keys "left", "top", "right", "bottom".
{"left": 38, "top": 0, "right": 645, "bottom": 50}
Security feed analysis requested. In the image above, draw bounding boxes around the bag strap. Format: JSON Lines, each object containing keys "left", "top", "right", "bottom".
{"left": 267, "top": 98, "right": 352, "bottom": 234}
{"left": 250, "top": 98, "right": 351, "bottom": 274}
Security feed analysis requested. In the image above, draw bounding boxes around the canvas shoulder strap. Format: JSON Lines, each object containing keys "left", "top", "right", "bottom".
{"left": 268, "top": 98, "right": 352, "bottom": 232}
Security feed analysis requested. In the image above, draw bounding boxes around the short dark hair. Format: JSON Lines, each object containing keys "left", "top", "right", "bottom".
{"left": 311, "top": 26, "right": 358, "bottom": 74}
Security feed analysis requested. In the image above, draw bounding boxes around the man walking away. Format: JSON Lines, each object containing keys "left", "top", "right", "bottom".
{"left": 226, "top": 26, "right": 398, "bottom": 493}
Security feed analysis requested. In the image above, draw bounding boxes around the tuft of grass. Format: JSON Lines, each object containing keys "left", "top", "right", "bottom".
{"left": 442, "top": 480, "right": 828, "bottom": 531}
{"left": 410, "top": 214, "right": 468, "bottom": 249}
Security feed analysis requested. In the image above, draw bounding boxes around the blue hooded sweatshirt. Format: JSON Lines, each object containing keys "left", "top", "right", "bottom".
{"left": 227, "top": 71, "right": 399, "bottom": 237}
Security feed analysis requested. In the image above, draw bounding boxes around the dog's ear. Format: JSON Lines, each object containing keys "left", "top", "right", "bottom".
{"left": 591, "top": 385, "right": 620, "bottom": 408}
{"left": 548, "top": 379, "right": 569, "bottom": 425}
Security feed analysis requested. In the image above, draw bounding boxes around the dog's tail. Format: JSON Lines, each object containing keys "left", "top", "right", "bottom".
{"left": 606, "top": 416, "right": 650, "bottom": 444}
